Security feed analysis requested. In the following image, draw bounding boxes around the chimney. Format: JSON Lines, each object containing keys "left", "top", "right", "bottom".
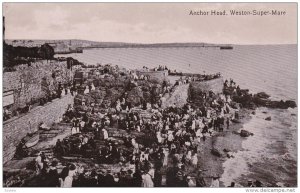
{"left": 3, "top": 16, "right": 5, "bottom": 40}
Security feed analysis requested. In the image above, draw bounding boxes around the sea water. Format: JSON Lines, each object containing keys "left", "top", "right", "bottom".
{"left": 56, "top": 44, "right": 297, "bottom": 186}
{"left": 220, "top": 107, "right": 297, "bottom": 187}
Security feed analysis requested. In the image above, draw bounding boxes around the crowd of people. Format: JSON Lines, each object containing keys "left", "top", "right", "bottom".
{"left": 27, "top": 64, "right": 248, "bottom": 187}
{"left": 37, "top": 75, "right": 241, "bottom": 187}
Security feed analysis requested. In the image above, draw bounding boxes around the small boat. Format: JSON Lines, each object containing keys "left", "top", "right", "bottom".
{"left": 23, "top": 131, "right": 40, "bottom": 148}
{"left": 220, "top": 46, "right": 233, "bottom": 50}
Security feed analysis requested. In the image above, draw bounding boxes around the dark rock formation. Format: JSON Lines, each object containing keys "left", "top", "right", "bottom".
{"left": 265, "top": 116, "right": 271, "bottom": 121}
{"left": 256, "top": 92, "right": 270, "bottom": 99}
{"left": 240, "top": 129, "right": 254, "bottom": 137}
{"left": 211, "top": 148, "right": 222, "bottom": 157}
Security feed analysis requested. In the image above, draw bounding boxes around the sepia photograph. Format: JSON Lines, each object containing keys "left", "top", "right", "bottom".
{"left": 1, "top": 2, "right": 298, "bottom": 190}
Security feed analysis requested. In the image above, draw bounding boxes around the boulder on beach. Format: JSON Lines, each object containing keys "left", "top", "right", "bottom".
{"left": 240, "top": 129, "right": 253, "bottom": 137}
{"left": 231, "top": 119, "right": 240, "bottom": 123}
{"left": 232, "top": 131, "right": 240, "bottom": 135}
{"left": 285, "top": 100, "right": 297, "bottom": 108}
{"left": 267, "top": 100, "right": 297, "bottom": 109}
{"left": 226, "top": 152, "right": 234, "bottom": 158}
{"left": 265, "top": 116, "right": 271, "bottom": 121}
{"left": 256, "top": 92, "right": 270, "bottom": 99}
{"left": 211, "top": 148, "right": 222, "bottom": 157}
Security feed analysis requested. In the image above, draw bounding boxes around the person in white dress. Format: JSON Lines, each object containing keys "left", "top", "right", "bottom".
{"left": 186, "top": 150, "right": 192, "bottom": 162}
{"left": 35, "top": 152, "right": 43, "bottom": 174}
{"left": 116, "top": 102, "right": 121, "bottom": 112}
{"left": 167, "top": 131, "right": 174, "bottom": 144}
{"left": 62, "top": 164, "right": 77, "bottom": 188}
{"left": 199, "top": 118, "right": 205, "bottom": 129}
{"left": 156, "top": 130, "right": 162, "bottom": 144}
{"left": 207, "top": 109, "right": 211, "bottom": 119}
{"left": 226, "top": 95, "right": 232, "bottom": 103}
{"left": 102, "top": 128, "right": 108, "bottom": 140}
{"left": 84, "top": 86, "right": 89, "bottom": 94}
{"left": 191, "top": 120, "right": 196, "bottom": 131}
{"left": 136, "top": 125, "right": 141, "bottom": 132}
{"left": 165, "top": 124, "right": 169, "bottom": 131}
{"left": 191, "top": 153, "right": 198, "bottom": 166}
{"left": 142, "top": 172, "right": 154, "bottom": 187}
{"left": 91, "top": 83, "right": 95, "bottom": 90}
{"left": 144, "top": 149, "right": 150, "bottom": 161}
{"left": 210, "top": 177, "right": 220, "bottom": 188}
{"left": 132, "top": 138, "right": 139, "bottom": 154}
{"left": 163, "top": 148, "right": 169, "bottom": 166}
{"left": 187, "top": 176, "right": 196, "bottom": 187}
{"left": 196, "top": 128, "right": 202, "bottom": 143}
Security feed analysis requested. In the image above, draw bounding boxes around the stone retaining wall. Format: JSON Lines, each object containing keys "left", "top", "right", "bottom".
{"left": 136, "top": 70, "right": 168, "bottom": 83}
{"left": 188, "top": 77, "right": 224, "bottom": 105}
{"left": 3, "top": 60, "right": 74, "bottom": 111}
{"left": 190, "top": 77, "right": 224, "bottom": 94}
{"left": 3, "top": 94, "right": 73, "bottom": 164}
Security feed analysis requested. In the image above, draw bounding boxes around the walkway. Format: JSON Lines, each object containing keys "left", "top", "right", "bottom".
{"left": 162, "top": 84, "right": 190, "bottom": 108}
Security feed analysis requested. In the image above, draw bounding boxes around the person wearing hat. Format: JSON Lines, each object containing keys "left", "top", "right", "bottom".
{"left": 79, "top": 118, "right": 85, "bottom": 132}
{"left": 97, "top": 169, "right": 106, "bottom": 187}
{"left": 47, "top": 160, "right": 60, "bottom": 187}
{"left": 40, "top": 152, "right": 48, "bottom": 177}
{"left": 117, "top": 168, "right": 127, "bottom": 187}
{"left": 228, "top": 182, "right": 235, "bottom": 187}
{"left": 35, "top": 152, "right": 43, "bottom": 175}
{"left": 111, "top": 143, "right": 120, "bottom": 161}
{"left": 62, "top": 164, "right": 77, "bottom": 188}
{"left": 247, "top": 180, "right": 254, "bottom": 187}
{"left": 254, "top": 180, "right": 262, "bottom": 187}
{"left": 191, "top": 152, "right": 198, "bottom": 167}
{"left": 210, "top": 176, "right": 220, "bottom": 188}
{"left": 103, "top": 169, "right": 115, "bottom": 187}
{"left": 71, "top": 117, "right": 80, "bottom": 135}
{"left": 141, "top": 168, "right": 154, "bottom": 187}
{"left": 175, "top": 169, "right": 186, "bottom": 187}
{"left": 132, "top": 169, "right": 143, "bottom": 187}
{"left": 196, "top": 170, "right": 207, "bottom": 187}
{"left": 86, "top": 170, "right": 98, "bottom": 187}
{"left": 102, "top": 127, "right": 108, "bottom": 140}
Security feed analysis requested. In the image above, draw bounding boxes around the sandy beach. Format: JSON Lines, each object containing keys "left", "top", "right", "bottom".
{"left": 195, "top": 108, "right": 252, "bottom": 187}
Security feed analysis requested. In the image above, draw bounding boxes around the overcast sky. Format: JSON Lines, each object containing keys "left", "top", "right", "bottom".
{"left": 3, "top": 3, "right": 297, "bottom": 44}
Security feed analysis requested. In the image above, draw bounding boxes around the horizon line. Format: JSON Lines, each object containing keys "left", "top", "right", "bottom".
{"left": 4, "top": 39, "right": 297, "bottom": 46}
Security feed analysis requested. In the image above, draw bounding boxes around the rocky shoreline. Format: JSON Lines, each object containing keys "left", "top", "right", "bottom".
{"left": 197, "top": 108, "right": 252, "bottom": 187}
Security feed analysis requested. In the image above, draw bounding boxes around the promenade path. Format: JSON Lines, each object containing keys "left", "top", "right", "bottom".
{"left": 162, "top": 83, "right": 190, "bottom": 108}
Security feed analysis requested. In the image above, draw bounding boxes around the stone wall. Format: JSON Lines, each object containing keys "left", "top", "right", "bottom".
{"left": 3, "top": 60, "right": 74, "bottom": 111}
{"left": 188, "top": 77, "right": 224, "bottom": 105}
{"left": 3, "top": 94, "right": 73, "bottom": 164}
{"left": 189, "top": 77, "right": 224, "bottom": 95}
{"left": 136, "top": 70, "right": 168, "bottom": 83}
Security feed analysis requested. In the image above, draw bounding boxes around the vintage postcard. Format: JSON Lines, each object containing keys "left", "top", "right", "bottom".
{"left": 2, "top": 2, "right": 297, "bottom": 190}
